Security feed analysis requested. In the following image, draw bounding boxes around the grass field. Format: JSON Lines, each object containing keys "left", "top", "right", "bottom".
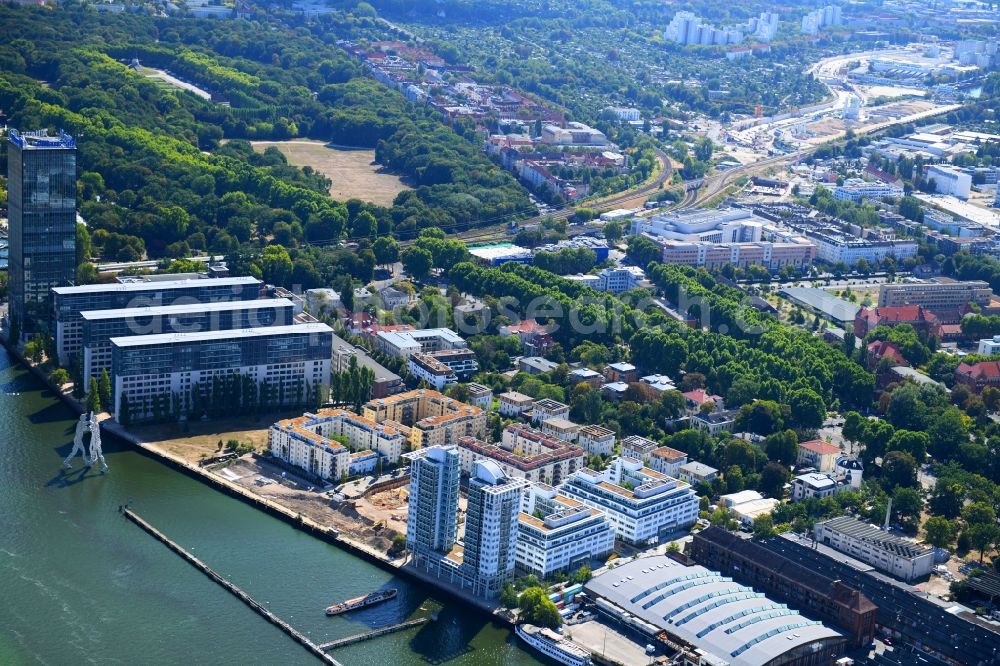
{"left": 249, "top": 139, "right": 410, "bottom": 207}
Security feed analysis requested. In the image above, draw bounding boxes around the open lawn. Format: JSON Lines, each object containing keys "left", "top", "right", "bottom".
{"left": 129, "top": 414, "right": 297, "bottom": 463}
{"left": 249, "top": 139, "right": 410, "bottom": 207}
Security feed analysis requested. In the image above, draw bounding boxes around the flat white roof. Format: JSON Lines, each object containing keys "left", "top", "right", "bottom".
{"left": 110, "top": 322, "right": 332, "bottom": 348}
{"left": 54, "top": 276, "right": 260, "bottom": 296}
{"left": 81, "top": 298, "right": 293, "bottom": 320}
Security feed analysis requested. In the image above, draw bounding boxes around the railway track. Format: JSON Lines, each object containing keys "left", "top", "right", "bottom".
{"left": 400, "top": 147, "right": 673, "bottom": 247}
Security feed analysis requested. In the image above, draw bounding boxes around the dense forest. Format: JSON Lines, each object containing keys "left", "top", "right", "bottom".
{"left": 0, "top": 4, "right": 533, "bottom": 286}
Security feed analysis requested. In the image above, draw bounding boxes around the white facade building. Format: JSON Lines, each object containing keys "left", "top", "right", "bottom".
{"left": 461, "top": 461, "right": 528, "bottom": 598}
{"left": 791, "top": 472, "right": 840, "bottom": 502}
{"left": 596, "top": 266, "right": 645, "bottom": 293}
{"left": 465, "top": 383, "right": 494, "bottom": 410}
{"left": 927, "top": 164, "right": 972, "bottom": 200}
{"left": 498, "top": 391, "right": 535, "bottom": 417}
{"left": 814, "top": 516, "right": 936, "bottom": 582}
{"left": 621, "top": 435, "right": 658, "bottom": 463}
{"left": 577, "top": 424, "right": 616, "bottom": 456}
{"left": 833, "top": 179, "right": 903, "bottom": 202}
{"left": 375, "top": 328, "right": 466, "bottom": 358}
{"left": 407, "top": 353, "right": 458, "bottom": 390}
{"left": 559, "top": 457, "right": 699, "bottom": 545}
{"left": 269, "top": 408, "right": 405, "bottom": 483}
{"left": 517, "top": 484, "right": 615, "bottom": 577}
{"left": 978, "top": 335, "right": 1000, "bottom": 355}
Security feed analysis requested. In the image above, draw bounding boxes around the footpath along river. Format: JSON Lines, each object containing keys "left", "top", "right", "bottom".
{"left": 0, "top": 350, "right": 544, "bottom": 665}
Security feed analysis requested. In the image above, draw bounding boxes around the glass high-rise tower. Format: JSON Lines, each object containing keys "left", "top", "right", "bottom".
{"left": 8, "top": 129, "right": 77, "bottom": 336}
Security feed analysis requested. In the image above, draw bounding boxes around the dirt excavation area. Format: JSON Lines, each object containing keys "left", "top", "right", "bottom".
{"left": 220, "top": 457, "right": 407, "bottom": 555}
{"left": 249, "top": 139, "right": 410, "bottom": 206}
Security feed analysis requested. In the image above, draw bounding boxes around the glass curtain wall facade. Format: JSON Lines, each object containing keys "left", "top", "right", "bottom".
{"left": 8, "top": 130, "right": 77, "bottom": 334}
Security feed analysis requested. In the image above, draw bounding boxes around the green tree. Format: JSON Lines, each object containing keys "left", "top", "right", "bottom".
{"left": 760, "top": 462, "right": 790, "bottom": 499}
{"left": 518, "top": 587, "right": 562, "bottom": 628}
{"left": 500, "top": 582, "right": 519, "bottom": 608}
{"left": 788, "top": 388, "right": 826, "bottom": 429}
{"left": 887, "top": 430, "right": 929, "bottom": 463}
{"left": 752, "top": 514, "right": 777, "bottom": 540}
{"left": 892, "top": 486, "right": 923, "bottom": 524}
{"left": 373, "top": 237, "right": 400, "bottom": 267}
{"left": 930, "top": 481, "right": 965, "bottom": 519}
{"left": 401, "top": 246, "right": 433, "bottom": 280}
{"left": 98, "top": 369, "right": 112, "bottom": 412}
{"left": 764, "top": 429, "right": 798, "bottom": 467}
{"left": 882, "top": 450, "right": 918, "bottom": 489}
{"left": 49, "top": 368, "right": 70, "bottom": 385}
{"left": 966, "top": 523, "right": 999, "bottom": 562}
{"left": 923, "top": 516, "right": 957, "bottom": 550}
{"left": 928, "top": 407, "right": 968, "bottom": 461}
{"left": 603, "top": 220, "right": 623, "bottom": 244}
{"left": 86, "top": 377, "right": 101, "bottom": 414}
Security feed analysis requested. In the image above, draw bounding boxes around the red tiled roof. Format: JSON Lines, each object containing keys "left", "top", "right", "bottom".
{"left": 957, "top": 361, "right": 1000, "bottom": 380}
{"left": 799, "top": 439, "right": 840, "bottom": 456}
{"left": 683, "top": 389, "right": 721, "bottom": 405}
{"left": 867, "top": 340, "right": 908, "bottom": 366}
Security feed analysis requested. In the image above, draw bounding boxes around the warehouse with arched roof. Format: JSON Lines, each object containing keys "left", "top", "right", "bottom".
{"left": 584, "top": 554, "right": 847, "bottom": 666}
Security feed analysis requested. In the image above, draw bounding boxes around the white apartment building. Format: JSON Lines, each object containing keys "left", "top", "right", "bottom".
{"left": 517, "top": 484, "right": 615, "bottom": 578}
{"left": 269, "top": 407, "right": 406, "bottom": 479}
{"left": 456, "top": 425, "right": 586, "bottom": 486}
{"left": 814, "top": 516, "right": 935, "bottom": 582}
{"left": 559, "top": 457, "right": 699, "bottom": 545}
{"left": 110, "top": 324, "right": 332, "bottom": 423}
{"left": 621, "top": 435, "right": 658, "bottom": 463}
{"left": 498, "top": 391, "right": 535, "bottom": 417}
{"left": 407, "top": 353, "right": 458, "bottom": 390}
{"left": 375, "top": 327, "right": 467, "bottom": 358}
{"left": 648, "top": 446, "right": 688, "bottom": 478}
{"left": 532, "top": 398, "right": 570, "bottom": 424}
{"left": 405, "top": 445, "right": 461, "bottom": 566}
{"left": 808, "top": 232, "right": 918, "bottom": 266}
{"left": 791, "top": 472, "right": 840, "bottom": 502}
{"left": 603, "top": 106, "right": 641, "bottom": 122}
{"left": 577, "top": 424, "right": 616, "bottom": 456}
{"left": 927, "top": 164, "right": 972, "bottom": 200}
{"left": 833, "top": 180, "right": 904, "bottom": 202}
{"left": 465, "top": 383, "right": 494, "bottom": 410}
{"left": 461, "top": 461, "right": 528, "bottom": 599}
{"left": 541, "top": 417, "right": 581, "bottom": 442}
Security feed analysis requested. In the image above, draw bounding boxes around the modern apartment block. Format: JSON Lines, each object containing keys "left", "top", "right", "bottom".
{"left": 517, "top": 484, "right": 615, "bottom": 578}
{"left": 110, "top": 323, "right": 332, "bottom": 423}
{"left": 426, "top": 348, "right": 479, "bottom": 379}
{"left": 81, "top": 298, "right": 294, "bottom": 381}
{"left": 7, "top": 129, "right": 77, "bottom": 335}
{"left": 407, "top": 352, "right": 458, "bottom": 390}
{"left": 464, "top": 383, "right": 494, "bottom": 410}
{"left": 268, "top": 409, "right": 401, "bottom": 481}
{"left": 647, "top": 446, "right": 688, "bottom": 478}
{"left": 461, "top": 461, "right": 527, "bottom": 598}
{"left": 559, "top": 457, "right": 699, "bottom": 545}
{"left": 620, "top": 435, "right": 658, "bottom": 463}
{"left": 531, "top": 398, "right": 570, "bottom": 424}
{"left": 375, "top": 327, "right": 466, "bottom": 358}
{"left": 405, "top": 444, "right": 461, "bottom": 564}
{"left": 498, "top": 391, "right": 535, "bottom": 417}
{"left": 362, "top": 389, "right": 486, "bottom": 449}
{"left": 405, "top": 447, "right": 525, "bottom": 600}
{"left": 456, "top": 425, "right": 586, "bottom": 486}
{"left": 814, "top": 516, "right": 935, "bottom": 582}
{"left": 53, "top": 276, "right": 263, "bottom": 365}
{"left": 576, "top": 424, "right": 616, "bottom": 456}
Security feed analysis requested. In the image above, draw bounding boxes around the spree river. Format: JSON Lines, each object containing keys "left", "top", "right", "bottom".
{"left": 0, "top": 351, "right": 544, "bottom": 665}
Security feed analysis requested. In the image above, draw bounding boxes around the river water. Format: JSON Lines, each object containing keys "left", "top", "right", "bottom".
{"left": 0, "top": 351, "right": 544, "bottom": 665}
